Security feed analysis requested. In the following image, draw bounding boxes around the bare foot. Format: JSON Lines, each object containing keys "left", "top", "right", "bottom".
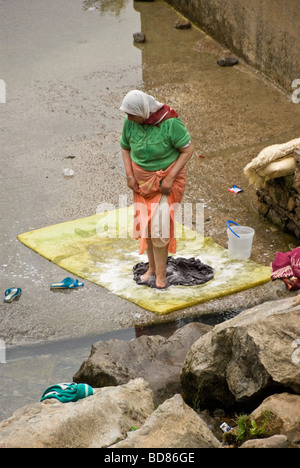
{"left": 141, "top": 269, "right": 155, "bottom": 282}
{"left": 155, "top": 276, "right": 166, "bottom": 289}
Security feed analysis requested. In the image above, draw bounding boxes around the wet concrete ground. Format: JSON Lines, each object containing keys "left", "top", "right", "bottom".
{"left": 1, "top": 0, "right": 300, "bottom": 348}
{"left": 1, "top": 0, "right": 300, "bottom": 409}
{"left": 1, "top": 0, "right": 300, "bottom": 422}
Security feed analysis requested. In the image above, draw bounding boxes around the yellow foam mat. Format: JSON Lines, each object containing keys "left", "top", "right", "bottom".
{"left": 17, "top": 206, "right": 271, "bottom": 314}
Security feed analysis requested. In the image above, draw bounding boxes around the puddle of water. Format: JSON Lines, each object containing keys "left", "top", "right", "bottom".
{"left": 0, "top": 310, "right": 239, "bottom": 423}
{"left": 0, "top": 0, "right": 139, "bottom": 86}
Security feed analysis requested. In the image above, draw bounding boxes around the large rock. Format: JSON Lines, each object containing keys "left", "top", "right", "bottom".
{"left": 223, "top": 392, "right": 300, "bottom": 447}
{"left": 0, "top": 379, "right": 154, "bottom": 448}
{"left": 239, "top": 435, "right": 289, "bottom": 448}
{"left": 181, "top": 295, "right": 300, "bottom": 411}
{"left": 111, "top": 394, "right": 221, "bottom": 449}
{"left": 73, "top": 322, "right": 212, "bottom": 404}
{"left": 250, "top": 393, "right": 300, "bottom": 447}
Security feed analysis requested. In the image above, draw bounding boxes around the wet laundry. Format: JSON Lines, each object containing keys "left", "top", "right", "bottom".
{"left": 271, "top": 246, "right": 300, "bottom": 290}
{"left": 133, "top": 256, "right": 214, "bottom": 289}
{"left": 40, "top": 383, "right": 94, "bottom": 403}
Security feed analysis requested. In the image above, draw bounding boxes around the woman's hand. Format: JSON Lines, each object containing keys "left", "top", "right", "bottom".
{"left": 160, "top": 143, "right": 194, "bottom": 195}
{"left": 127, "top": 176, "right": 140, "bottom": 193}
{"left": 159, "top": 174, "right": 174, "bottom": 195}
{"left": 122, "top": 149, "right": 139, "bottom": 192}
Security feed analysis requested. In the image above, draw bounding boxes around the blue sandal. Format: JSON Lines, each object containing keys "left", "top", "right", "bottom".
{"left": 50, "top": 277, "right": 84, "bottom": 290}
{"left": 4, "top": 288, "right": 22, "bottom": 303}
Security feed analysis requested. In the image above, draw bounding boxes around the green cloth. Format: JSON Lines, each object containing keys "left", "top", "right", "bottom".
{"left": 120, "top": 115, "right": 191, "bottom": 171}
{"left": 40, "top": 383, "right": 94, "bottom": 403}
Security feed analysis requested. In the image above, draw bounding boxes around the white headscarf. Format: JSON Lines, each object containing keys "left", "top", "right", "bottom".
{"left": 120, "top": 90, "right": 163, "bottom": 120}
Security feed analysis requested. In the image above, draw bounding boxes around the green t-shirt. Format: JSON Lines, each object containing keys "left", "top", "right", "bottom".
{"left": 120, "top": 115, "right": 191, "bottom": 171}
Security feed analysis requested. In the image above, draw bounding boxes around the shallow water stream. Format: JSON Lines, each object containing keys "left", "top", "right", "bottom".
{"left": 1, "top": 0, "right": 300, "bottom": 421}
{"left": 0, "top": 310, "right": 238, "bottom": 422}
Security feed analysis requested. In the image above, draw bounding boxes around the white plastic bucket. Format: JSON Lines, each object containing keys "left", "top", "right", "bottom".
{"left": 227, "top": 221, "right": 255, "bottom": 260}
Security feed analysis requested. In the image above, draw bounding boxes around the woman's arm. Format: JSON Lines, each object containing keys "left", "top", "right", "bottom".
{"left": 160, "top": 143, "right": 194, "bottom": 195}
{"left": 121, "top": 148, "right": 140, "bottom": 192}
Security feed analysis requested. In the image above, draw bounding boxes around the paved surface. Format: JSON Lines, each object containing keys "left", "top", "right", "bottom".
{"left": 1, "top": 0, "right": 299, "bottom": 348}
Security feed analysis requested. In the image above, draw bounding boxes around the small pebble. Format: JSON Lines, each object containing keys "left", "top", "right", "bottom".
{"left": 133, "top": 32, "right": 146, "bottom": 43}
{"left": 217, "top": 57, "right": 239, "bottom": 67}
{"left": 174, "top": 20, "right": 192, "bottom": 29}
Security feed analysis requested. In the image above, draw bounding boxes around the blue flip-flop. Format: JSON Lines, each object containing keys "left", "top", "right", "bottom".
{"left": 50, "top": 277, "right": 84, "bottom": 290}
{"left": 4, "top": 288, "right": 22, "bottom": 303}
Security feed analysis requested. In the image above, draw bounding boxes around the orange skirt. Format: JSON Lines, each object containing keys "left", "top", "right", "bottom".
{"left": 132, "top": 161, "right": 186, "bottom": 254}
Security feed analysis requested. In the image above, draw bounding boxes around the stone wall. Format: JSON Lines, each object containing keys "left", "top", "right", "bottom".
{"left": 256, "top": 151, "right": 300, "bottom": 240}
{"left": 166, "top": 0, "right": 300, "bottom": 93}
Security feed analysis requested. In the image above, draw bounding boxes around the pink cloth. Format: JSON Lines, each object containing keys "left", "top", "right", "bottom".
{"left": 271, "top": 247, "right": 300, "bottom": 290}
